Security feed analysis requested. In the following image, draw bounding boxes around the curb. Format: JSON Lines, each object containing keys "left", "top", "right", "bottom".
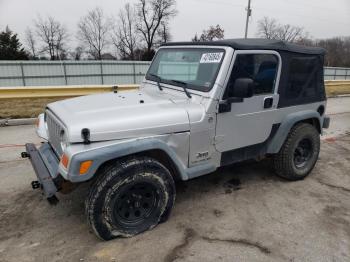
{"left": 328, "top": 94, "right": 350, "bottom": 98}
{"left": 0, "top": 118, "right": 36, "bottom": 127}
{"left": 335, "top": 94, "right": 350, "bottom": 98}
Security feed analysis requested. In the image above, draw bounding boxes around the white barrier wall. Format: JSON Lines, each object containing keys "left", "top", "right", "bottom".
{"left": 0, "top": 61, "right": 151, "bottom": 87}
{"left": 0, "top": 60, "right": 348, "bottom": 87}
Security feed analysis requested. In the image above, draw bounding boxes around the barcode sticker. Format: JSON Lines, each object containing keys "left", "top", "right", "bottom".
{"left": 200, "top": 52, "right": 224, "bottom": 63}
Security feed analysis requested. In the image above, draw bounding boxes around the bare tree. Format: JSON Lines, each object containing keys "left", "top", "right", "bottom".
{"left": 316, "top": 37, "right": 350, "bottom": 67}
{"left": 136, "top": 0, "right": 177, "bottom": 60}
{"left": 157, "top": 21, "right": 172, "bottom": 44}
{"left": 69, "top": 46, "right": 83, "bottom": 60}
{"left": 256, "top": 17, "right": 279, "bottom": 39}
{"left": 77, "top": 7, "right": 112, "bottom": 60}
{"left": 192, "top": 24, "right": 225, "bottom": 42}
{"left": 34, "top": 16, "right": 68, "bottom": 60}
{"left": 112, "top": 3, "right": 138, "bottom": 60}
{"left": 25, "top": 28, "right": 37, "bottom": 59}
{"left": 276, "top": 24, "right": 305, "bottom": 42}
{"left": 257, "top": 17, "right": 307, "bottom": 43}
{"left": 192, "top": 34, "right": 200, "bottom": 42}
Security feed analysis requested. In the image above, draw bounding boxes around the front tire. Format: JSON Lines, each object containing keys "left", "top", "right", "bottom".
{"left": 85, "top": 156, "right": 176, "bottom": 240}
{"left": 273, "top": 123, "right": 320, "bottom": 181}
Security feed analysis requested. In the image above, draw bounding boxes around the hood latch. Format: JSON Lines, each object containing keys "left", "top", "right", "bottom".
{"left": 81, "top": 128, "right": 91, "bottom": 144}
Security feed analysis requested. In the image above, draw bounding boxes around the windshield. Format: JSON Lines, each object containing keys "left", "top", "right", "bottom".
{"left": 146, "top": 48, "right": 225, "bottom": 92}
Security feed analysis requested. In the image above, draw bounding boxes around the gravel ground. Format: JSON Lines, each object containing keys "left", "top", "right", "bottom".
{"left": 0, "top": 97, "right": 349, "bottom": 262}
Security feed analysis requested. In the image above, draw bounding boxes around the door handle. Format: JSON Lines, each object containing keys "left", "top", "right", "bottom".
{"left": 263, "top": 97, "right": 273, "bottom": 109}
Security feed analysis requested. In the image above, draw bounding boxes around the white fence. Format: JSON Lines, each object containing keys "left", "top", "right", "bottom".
{"left": 0, "top": 60, "right": 151, "bottom": 87}
{"left": 0, "top": 60, "right": 348, "bottom": 87}
{"left": 324, "top": 67, "right": 350, "bottom": 80}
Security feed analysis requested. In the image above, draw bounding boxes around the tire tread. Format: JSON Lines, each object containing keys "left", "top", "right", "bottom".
{"left": 85, "top": 156, "right": 175, "bottom": 240}
{"left": 273, "top": 123, "right": 320, "bottom": 181}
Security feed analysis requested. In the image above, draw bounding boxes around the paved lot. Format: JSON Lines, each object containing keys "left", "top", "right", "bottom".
{"left": 0, "top": 97, "right": 350, "bottom": 262}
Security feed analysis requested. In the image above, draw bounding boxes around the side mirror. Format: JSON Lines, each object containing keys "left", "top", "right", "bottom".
{"left": 232, "top": 78, "right": 254, "bottom": 98}
{"left": 218, "top": 78, "right": 254, "bottom": 113}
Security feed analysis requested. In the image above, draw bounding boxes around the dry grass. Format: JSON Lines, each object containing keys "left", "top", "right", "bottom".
{"left": 0, "top": 97, "right": 69, "bottom": 119}
{"left": 1, "top": 83, "right": 350, "bottom": 119}
{"left": 325, "top": 83, "right": 350, "bottom": 97}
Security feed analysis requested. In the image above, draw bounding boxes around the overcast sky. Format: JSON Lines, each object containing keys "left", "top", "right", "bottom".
{"left": 0, "top": 0, "right": 349, "bottom": 50}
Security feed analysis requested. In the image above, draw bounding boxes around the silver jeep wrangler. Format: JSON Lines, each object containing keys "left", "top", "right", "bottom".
{"left": 23, "top": 39, "right": 330, "bottom": 240}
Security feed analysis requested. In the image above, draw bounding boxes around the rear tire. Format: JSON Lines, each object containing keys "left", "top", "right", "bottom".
{"left": 85, "top": 156, "right": 176, "bottom": 240}
{"left": 273, "top": 123, "right": 320, "bottom": 181}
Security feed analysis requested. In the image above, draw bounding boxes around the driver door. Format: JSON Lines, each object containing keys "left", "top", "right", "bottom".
{"left": 215, "top": 50, "right": 281, "bottom": 155}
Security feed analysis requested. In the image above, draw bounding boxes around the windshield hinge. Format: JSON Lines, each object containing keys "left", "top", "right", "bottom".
{"left": 214, "top": 135, "right": 225, "bottom": 144}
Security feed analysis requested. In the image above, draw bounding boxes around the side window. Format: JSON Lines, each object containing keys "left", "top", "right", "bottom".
{"left": 287, "top": 57, "right": 320, "bottom": 98}
{"left": 225, "top": 54, "right": 278, "bottom": 98}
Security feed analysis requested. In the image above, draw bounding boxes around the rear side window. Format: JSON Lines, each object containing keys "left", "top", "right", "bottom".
{"left": 287, "top": 57, "right": 321, "bottom": 98}
{"left": 276, "top": 53, "right": 325, "bottom": 108}
{"left": 225, "top": 54, "right": 278, "bottom": 98}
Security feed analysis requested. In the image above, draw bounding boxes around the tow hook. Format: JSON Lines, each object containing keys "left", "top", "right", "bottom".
{"left": 31, "top": 180, "right": 41, "bottom": 190}
{"left": 21, "top": 152, "right": 29, "bottom": 158}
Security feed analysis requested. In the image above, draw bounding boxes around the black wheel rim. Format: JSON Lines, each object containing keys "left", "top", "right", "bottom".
{"left": 293, "top": 138, "right": 313, "bottom": 168}
{"left": 111, "top": 182, "right": 159, "bottom": 228}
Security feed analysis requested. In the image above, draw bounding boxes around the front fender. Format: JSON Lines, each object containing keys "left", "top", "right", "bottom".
{"left": 58, "top": 133, "right": 217, "bottom": 183}
{"left": 59, "top": 137, "right": 191, "bottom": 183}
{"left": 267, "top": 110, "right": 323, "bottom": 154}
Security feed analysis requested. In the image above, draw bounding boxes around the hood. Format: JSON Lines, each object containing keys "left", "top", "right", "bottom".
{"left": 47, "top": 88, "right": 196, "bottom": 143}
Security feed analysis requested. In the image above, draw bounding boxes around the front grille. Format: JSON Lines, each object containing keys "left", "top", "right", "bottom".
{"left": 46, "top": 111, "right": 64, "bottom": 156}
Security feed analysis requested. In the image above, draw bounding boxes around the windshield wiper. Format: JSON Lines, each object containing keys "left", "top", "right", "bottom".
{"left": 149, "top": 73, "right": 163, "bottom": 91}
{"left": 169, "top": 79, "right": 192, "bottom": 98}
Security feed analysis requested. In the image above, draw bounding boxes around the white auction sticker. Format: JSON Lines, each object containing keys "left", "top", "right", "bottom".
{"left": 200, "top": 52, "right": 224, "bottom": 63}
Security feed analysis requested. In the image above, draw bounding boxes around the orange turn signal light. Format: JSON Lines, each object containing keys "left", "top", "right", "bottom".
{"left": 61, "top": 154, "right": 69, "bottom": 169}
{"left": 79, "top": 160, "right": 93, "bottom": 175}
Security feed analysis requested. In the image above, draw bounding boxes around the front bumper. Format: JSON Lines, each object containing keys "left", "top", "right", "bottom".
{"left": 23, "top": 143, "right": 61, "bottom": 203}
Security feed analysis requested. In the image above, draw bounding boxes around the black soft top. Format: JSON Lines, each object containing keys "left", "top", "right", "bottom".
{"left": 162, "top": 38, "right": 325, "bottom": 55}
